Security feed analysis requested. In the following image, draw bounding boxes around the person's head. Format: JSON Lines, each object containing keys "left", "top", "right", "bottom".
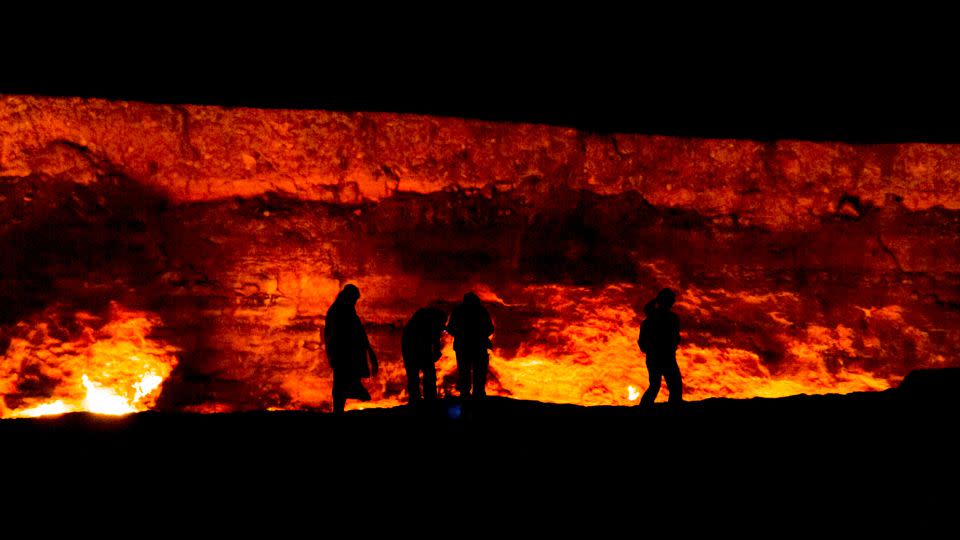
{"left": 463, "top": 292, "right": 481, "bottom": 305}
{"left": 655, "top": 288, "right": 676, "bottom": 310}
{"left": 337, "top": 284, "right": 361, "bottom": 306}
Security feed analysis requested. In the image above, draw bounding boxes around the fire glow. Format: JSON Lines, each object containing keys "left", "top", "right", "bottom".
{"left": 1, "top": 303, "right": 178, "bottom": 418}
{"left": 2, "top": 95, "right": 959, "bottom": 416}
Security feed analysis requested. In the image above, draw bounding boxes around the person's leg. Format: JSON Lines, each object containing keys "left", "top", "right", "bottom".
{"left": 333, "top": 373, "right": 346, "bottom": 413}
{"left": 664, "top": 358, "right": 683, "bottom": 404}
{"left": 472, "top": 350, "right": 489, "bottom": 398}
{"left": 422, "top": 362, "right": 437, "bottom": 400}
{"left": 456, "top": 350, "right": 472, "bottom": 398}
{"left": 640, "top": 360, "right": 662, "bottom": 406}
{"left": 405, "top": 363, "right": 421, "bottom": 404}
{"left": 352, "top": 379, "right": 371, "bottom": 401}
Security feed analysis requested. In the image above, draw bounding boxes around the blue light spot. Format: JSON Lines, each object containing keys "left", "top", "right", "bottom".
{"left": 447, "top": 404, "right": 462, "bottom": 419}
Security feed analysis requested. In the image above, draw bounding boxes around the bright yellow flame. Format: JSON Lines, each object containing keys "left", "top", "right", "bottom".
{"left": 82, "top": 374, "right": 138, "bottom": 415}
{"left": 13, "top": 400, "right": 71, "bottom": 418}
{"left": 280, "top": 283, "right": 917, "bottom": 412}
{"left": 1, "top": 303, "right": 179, "bottom": 419}
{"left": 345, "top": 397, "right": 405, "bottom": 412}
{"left": 133, "top": 373, "right": 164, "bottom": 403}
{"left": 476, "top": 284, "right": 899, "bottom": 406}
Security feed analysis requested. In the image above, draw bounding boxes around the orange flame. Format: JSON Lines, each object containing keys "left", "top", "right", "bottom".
{"left": 483, "top": 284, "right": 903, "bottom": 405}
{"left": 272, "top": 280, "right": 949, "bottom": 413}
{"left": 1, "top": 303, "right": 179, "bottom": 418}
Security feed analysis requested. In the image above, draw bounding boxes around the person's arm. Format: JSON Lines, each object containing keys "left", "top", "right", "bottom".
{"left": 359, "top": 318, "right": 378, "bottom": 376}
{"left": 637, "top": 320, "right": 648, "bottom": 353}
{"left": 446, "top": 310, "right": 460, "bottom": 339}
{"left": 368, "top": 345, "right": 378, "bottom": 375}
{"left": 483, "top": 310, "right": 495, "bottom": 349}
{"left": 323, "top": 312, "right": 338, "bottom": 367}
{"left": 431, "top": 334, "right": 443, "bottom": 361}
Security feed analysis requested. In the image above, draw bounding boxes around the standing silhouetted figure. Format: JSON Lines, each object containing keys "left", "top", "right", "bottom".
{"left": 324, "top": 284, "right": 378, "bottom": 413}
{"left": 638, "top": 288, "right": 683, "bottom": 405}
{"left": 446, "top": 292, "right": 494, "bottom": 399}
{"left": 401, "top": 307, "right": 447, "bottom": 403}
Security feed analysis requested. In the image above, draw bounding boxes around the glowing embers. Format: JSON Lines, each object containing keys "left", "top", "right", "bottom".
{"left": 471, "top": 283, "right": 913, "bottom": 406}
{"left": 274, "top": 280, "right": 940, "bottom": 412}
{"left": 1, "top": 303, "right": 179, "bottom": 418}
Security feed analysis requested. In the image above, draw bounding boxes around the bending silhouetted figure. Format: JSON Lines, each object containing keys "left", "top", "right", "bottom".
{"left": 638, "top": 288, "right": 682, "bottom": 405}
{"left": 401, "top": 307, "right": 447, "bottom": 403}
{"left": 446, "top": 292, "right": 494, "bottom": 399}
{"left": 324, "top": 284, "right": 378, "bottom": 413}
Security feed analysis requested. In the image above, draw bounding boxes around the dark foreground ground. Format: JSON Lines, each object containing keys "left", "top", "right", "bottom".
{"left": 3, "top": 369, "right": 959, "bottom": 531}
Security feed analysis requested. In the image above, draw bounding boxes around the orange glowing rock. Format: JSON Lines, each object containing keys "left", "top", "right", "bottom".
{"left": 5, "top": 95, "right": 960, "bottom": 225}
{"left": 1, "top": 94, "right": 958, "bottom": 414}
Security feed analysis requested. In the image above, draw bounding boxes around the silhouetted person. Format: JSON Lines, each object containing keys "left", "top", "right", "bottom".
{"left": 324, "top": 284, "right": 378, "bottom": 413}
{"left": 638, "top": 288, "right": 682, "bottom": 405}
{"left": 401, "top": 307, "right": 447, "bottom": 403}
{"left": 446, "top": 292, "right": 494, "bottom": 399}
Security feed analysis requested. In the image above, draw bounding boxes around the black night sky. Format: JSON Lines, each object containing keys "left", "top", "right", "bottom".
{"left": 3, "top": 15, "right": 958, "bottom": 143}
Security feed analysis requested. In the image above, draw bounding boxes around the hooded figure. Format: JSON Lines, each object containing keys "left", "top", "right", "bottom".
{"left": 401, "top": 307, "right": 447, "bottom": 403}
{"left": 324, "top": 284, "right": 378, "bottom": 413}
{"left": 446, "top": 292, "right": 494, "bottom": 399}
{"left": 638, "top": 288, "right": 682, "bottom": 405}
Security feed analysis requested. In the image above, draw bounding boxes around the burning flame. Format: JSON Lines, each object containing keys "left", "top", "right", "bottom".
{"left": 276, "top": 280, "right": 951, "bottom": 413}
{"left": 1, "top": 303, "right": 179, "bottom": 418}
{"left": 482, "top": 284, "right": 906, "bottom": 405}
{"left": 5, "top": 285, "right": 943, "bottom": 415}
{"left": 14, "top": 400, "right": 70, "bottom": 418}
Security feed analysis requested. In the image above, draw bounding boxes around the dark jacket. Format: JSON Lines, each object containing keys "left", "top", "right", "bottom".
{"left": 401, "top": 308, "right": 446, "bottom": 368}
{"left": 447, "top": 301, "right": 494, "bottom": 352}
{"left": 638, "top": 309, "right": 681, "bottom": 358}
{"left": 324, "top": 300, "right": 373, "bottom": 378}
